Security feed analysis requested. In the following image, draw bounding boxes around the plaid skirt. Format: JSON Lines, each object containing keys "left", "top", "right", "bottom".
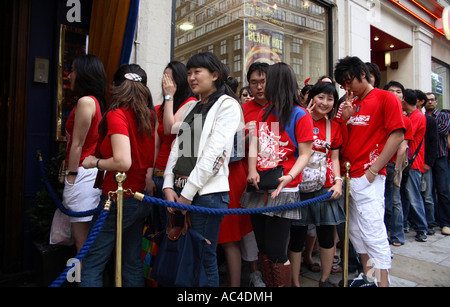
{"left": 240, "top": 190, "right": 302, "bottom": 220}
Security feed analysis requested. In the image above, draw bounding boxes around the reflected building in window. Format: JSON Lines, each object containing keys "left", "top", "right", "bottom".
{"left": 174, "top": 0, "right": 329, "bottom": 89}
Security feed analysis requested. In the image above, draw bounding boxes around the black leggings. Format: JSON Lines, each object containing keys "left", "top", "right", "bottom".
{"left": 288, "top": 224, "right": 335, "bottom": 252}
{"left": 251, "top": 214, "right": 292, "bottom": 263}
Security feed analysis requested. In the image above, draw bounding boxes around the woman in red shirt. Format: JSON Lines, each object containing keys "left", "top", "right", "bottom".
{"left": 288, "top": 81, "right": 345, "bottom": 287}
{"left": 81, "top": 64, "right": 156, "bottom": 287}
{"left": 149, "top": 61, "right": 196, "bottom": 231}
{"left": 243, "top": 63, "right": 314, "bottom": 287}
{"left": 64, "top": 54, "right": 106, "bottom": 253}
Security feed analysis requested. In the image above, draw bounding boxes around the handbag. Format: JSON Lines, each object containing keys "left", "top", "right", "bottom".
{"left": 298, "top": 119, "right": 331, "bottom": 193}
{"left": 150, "top": 213, "right": 210, "bottom": 287}
{"left": 246, "top": 165, "right": 285, "bottom": 192}
{"left": 399, "top": 140, "right": 423, "bottom": 188}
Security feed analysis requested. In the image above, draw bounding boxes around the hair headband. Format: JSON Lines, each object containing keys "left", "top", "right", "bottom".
{"left": 124, "top": 73, "right": 143, "bottom": 82}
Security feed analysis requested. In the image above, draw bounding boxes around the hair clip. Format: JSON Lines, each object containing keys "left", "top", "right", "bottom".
{"left": 124, "top": 73, "right": 143, "bottom": 82}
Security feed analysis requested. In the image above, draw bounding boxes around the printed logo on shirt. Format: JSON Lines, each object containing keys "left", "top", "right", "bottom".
{"left": 313, "top": 135, "right": 329, "bottom": 151}
{"left": 347, "top": 115, "right": 370, "bottom": 126}
{"left": 258, "top": 123, "right": 292, "bottom": 169}
{"left": 363, "top": 147, "right": 380, "bottom": 170}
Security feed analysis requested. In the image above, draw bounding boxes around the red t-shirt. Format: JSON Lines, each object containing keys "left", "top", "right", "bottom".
{"left": 341, "top": 88, "right": 405, "bottom": 177}
{"left": 388, "top": 113, "right": 413, "bottom": 164}
{"left": 311, "top": 118, "right": 343, "bottom": 187}
{"left": 408, "top": 109, "right": 426, "bottom": 172}
{"left": 100, "top": 107, "right": 155, "bottom": 195}
{"left": 65, "top": 96, "right": 102, "bottom": 167}
{"left": 154, "top": 97, "right": 197, "bottom": 170}
{"left": 256, "top": 105, "right": 314, "bottom": 188}
{"left": 243, "top": 99, "right": 268, "bottom": 125}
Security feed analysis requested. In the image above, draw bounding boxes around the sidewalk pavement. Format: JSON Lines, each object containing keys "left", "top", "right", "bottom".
{"left": 298, "top": 228, "right": 450, "bottom": 287}
{"left": 233, "top": 228, "right": 450, "bottom": 287}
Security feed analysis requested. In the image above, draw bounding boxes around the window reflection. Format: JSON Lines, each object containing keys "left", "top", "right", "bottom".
{"left": 174, "top": 0, "right": 329, "bottom": 88}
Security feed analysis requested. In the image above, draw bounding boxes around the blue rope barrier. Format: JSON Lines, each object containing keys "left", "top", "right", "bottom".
{"left": 140, "top": 191, "right": 333, "bottom": 215}
{"left": 39, "top": 152, "right": 333, "bottom": 287}
{"left": 49, "top": 209, "right": 109, "bottom": 287}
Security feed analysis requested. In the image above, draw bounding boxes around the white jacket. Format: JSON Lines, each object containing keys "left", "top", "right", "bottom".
{"left": 163, "top": 95, "right": 245, "bottom": 201}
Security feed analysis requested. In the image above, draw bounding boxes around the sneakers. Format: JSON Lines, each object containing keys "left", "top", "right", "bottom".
{"left": 249, "top": 271, "right": 266, "bottom": 287}
{"left": 345, "top": 273, "right": 377, "bottom": 287}
{"left": 415, "top": 232, "right": 427, "bottom": 242}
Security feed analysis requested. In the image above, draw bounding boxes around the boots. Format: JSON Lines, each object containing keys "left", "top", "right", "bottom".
{"left": 270, "top": 261, "right": 292, "bottom": 287}
{"left": 258, "top": 253, "right": 273, "bottom": 287}
{"left": 259, "top": 253, "right": 292, "bottom": 287}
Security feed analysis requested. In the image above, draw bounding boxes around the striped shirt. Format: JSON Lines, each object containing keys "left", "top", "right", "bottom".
{"left": 432, "top": 109, "right": 450, "bottom": 158}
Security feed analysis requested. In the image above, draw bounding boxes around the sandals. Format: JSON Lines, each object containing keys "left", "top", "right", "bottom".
{"left": 392, "top": 242, "right": 404, "bottom": 247}
{"left": 304, "top": 261, "right": 321, "bottom": 272}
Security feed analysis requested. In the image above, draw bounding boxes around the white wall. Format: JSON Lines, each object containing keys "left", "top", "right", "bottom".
{"left": 130, "top": 0, "right": 173, "bottom": 106}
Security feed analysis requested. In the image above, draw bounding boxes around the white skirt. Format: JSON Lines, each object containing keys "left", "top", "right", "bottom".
{"left": 62, "top": 167, "right": 102, "bottom": 223}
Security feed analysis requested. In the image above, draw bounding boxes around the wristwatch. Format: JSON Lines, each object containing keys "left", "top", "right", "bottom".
{"left": 66, "top": 170, "right": 78, "bottom": 176}
{"left": 164, "top": 95, "right": 173, "bottom": 101}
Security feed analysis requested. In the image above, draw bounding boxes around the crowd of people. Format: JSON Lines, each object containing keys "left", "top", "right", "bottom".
{"left": 61, "top": 52, "right": 450, "bottom": 288}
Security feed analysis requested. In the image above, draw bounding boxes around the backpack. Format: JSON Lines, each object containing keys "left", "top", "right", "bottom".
{"left": 298, "top": 119, "right": 331, "bottom": 193}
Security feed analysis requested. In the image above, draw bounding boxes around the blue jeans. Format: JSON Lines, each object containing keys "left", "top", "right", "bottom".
{"left": 421, "top": 170, "right": 437, "bottom": 227}
{"left": 384, "top": 163, "right": 395, "bottom": 233}
{"left": 401, "top": 169, "right": 428, "bottom": 233}
{"left": 80, "top": 194, "right": 151, "bottom": 287}
{"left": 174, "top": 187, "right": 229, "bottom": 287}
{"left": 432, "top": 157, "right": 450, "bottom": 227}
{"left": 391, "top": 186, "right": 405, "bottom": 244}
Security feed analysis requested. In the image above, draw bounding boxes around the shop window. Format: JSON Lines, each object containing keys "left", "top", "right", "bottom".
{"left": 432, "top": 58, "right": 450, "bottom": 110}
{"left": 173, "top": 0, "right": 331, "bottom": 89}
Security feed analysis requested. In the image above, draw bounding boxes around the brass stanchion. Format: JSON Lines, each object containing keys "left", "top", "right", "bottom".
{"left": 342, "top": 162, "right": 351, "bottom": 287}
{"left": 114, "top": 172, "right": 127, "bottom": 287}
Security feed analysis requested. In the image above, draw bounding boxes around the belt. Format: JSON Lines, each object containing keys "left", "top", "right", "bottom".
{"left": 174, "top": 176, "right": 188, "bottom": 189}
{"left": 153, "top": 169, "right": 165, "bottom": 177}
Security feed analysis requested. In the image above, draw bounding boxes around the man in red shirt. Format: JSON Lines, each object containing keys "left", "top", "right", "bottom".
{"left": 334, "top": 56, "right": 405, "bottom": 287}
{"left": 401, "top": 89, "right": 428, "bottom": 242}
{"left": 243, "top": 62, "right": 270, "bottom": 134}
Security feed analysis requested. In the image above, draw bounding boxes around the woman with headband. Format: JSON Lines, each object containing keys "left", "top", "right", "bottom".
{"left": 80, "top": 64, "right": 156, "bottom": 287}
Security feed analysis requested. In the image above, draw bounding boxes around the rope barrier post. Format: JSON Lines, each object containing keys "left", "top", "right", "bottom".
{"left": 114, "top": 172, "right": 127, "bottom": 288}
{"left": 342, "top": 162, "right": 351, "bottom": 287}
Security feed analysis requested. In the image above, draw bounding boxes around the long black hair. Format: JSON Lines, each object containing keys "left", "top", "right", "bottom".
{"left": 186, "top": 52, "right": 238, "bottom": 108}
{"left": 263, "top": 63, "right": 299, "bottom": 130}
{"left": 158, "top": 61, "right": 194, "bottom": 118}
{"left": 72, "top": 54, "right": 107, "bottom": 114}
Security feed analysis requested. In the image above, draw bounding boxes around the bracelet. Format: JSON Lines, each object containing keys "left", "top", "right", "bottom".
{"left": 287, "top": 173, "right": 295, "bottom": 180}
{"left": 96, "top": 159, "right": 101, "bottom": 170}
{"left": 368, "top": 167, "right": 378, "bottom": 176}
{"left": 334, "top": 177, "right": 343, "bottom": 182}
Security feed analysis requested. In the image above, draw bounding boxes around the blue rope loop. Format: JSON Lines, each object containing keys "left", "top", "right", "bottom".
{"left": 48, "top": 209, "right": 109, "bottom": 287}
{"left": 139, "top": 191, "right": 333, "bottom": 215}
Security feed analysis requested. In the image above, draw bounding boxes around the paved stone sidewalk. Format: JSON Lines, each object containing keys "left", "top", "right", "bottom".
{"left": 298, "top": 229, "right": 450, "bottom": 287}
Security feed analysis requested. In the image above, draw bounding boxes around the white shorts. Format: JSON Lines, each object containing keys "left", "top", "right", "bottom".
{"left": 240, "top": 231, "right": 259, "bottom": 262}
{"left": 62, "top": 167, "right": 102, "bottom": 223}
{"left": 348, "top": 175, "right": 391, "bottom": 270}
